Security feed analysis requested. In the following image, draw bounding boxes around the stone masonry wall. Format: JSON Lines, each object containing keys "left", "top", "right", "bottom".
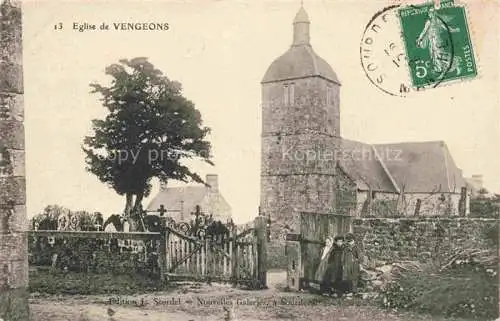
{"left": 261, "top": 76, "right": 340, "bottom": 269}
{"left": 352, "top": 191, "right": 463, "bottom": 218}
{"left": 0, "top": 0, "right": 30, "bottom": 319}
{"left": 401, "top": 192, "right": 462, "bottom": 216}
{"left": 335, "top": 166, "right": 357, "bottom": 216}
{"left": 352, "top": 217, "right": 497, "bottom": 264}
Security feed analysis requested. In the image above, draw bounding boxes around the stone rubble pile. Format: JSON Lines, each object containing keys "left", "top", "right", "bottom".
{"left": 357, "top": 258, "right": 424, "bottom": 299}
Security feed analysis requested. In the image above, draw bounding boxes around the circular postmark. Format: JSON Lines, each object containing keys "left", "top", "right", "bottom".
{"left": 360, "top": 4, "right": 455, "bottom": 96}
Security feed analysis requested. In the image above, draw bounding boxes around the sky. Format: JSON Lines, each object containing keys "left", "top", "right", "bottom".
{"left": 22, "top": 0, "right": 499, "bottom": 223}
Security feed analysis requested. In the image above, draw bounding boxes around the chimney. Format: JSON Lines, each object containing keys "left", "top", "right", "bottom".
{"left": 471, "top": 174, "right": 483, "bottom": 189}
{"left": 206, "top": 174, "right": 218, "bottom": 191}
{"left": 160, "top": 180, "right": 167, "bottom": 191}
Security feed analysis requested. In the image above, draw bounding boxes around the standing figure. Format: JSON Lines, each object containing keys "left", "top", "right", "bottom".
{"left": 323, "top": 235, "right": 345, "bottom": 296}
{"left": 416, "top": 8, "right": 461, "bottom": 74}
{"left": 343, "top": 233, "right": 361, "bottom": 295}
{"left": 314, "top": 235, "right": 334, "bottom": 293}
{"left": 121, "top": 217, "right": 130, "bottom": 232}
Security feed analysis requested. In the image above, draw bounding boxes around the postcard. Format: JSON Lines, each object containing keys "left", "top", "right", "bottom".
{"left": 0, "top": 0, "right": 498, "bottom": 320}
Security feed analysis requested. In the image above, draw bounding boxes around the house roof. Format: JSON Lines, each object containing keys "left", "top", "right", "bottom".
{"left": 147, "top": 186, "right": 206, "bottom": 216}
{"left": 373, "top": 140, "right": 466, "bottom": 193}
{"left": 338, "top": 139, "right": 399, "bottom": 193}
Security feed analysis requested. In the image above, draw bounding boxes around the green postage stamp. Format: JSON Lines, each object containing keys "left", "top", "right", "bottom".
{"left": 398, "top": 0, "right": 477, "bottom": 88}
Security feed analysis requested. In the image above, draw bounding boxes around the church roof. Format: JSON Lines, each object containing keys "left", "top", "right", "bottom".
{"left": 373, "top": 141, "right": 466, "bottom": 193}
{"left": 338, "top": 139, "right": 466, "bottom": 194}
{"left": 338, "top": 139, "right": 399, "bottom": 193}
{"left": 261, "top": 6, "right": 340, "bottom": 84}
{"left": 262, "top": 46, "right": 340, "bottom": 84}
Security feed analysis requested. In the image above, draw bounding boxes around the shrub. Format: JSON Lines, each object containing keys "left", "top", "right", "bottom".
{"left": 470, "top": 198, "right": 500, "bottom": 218}
{"left": 379, "top": 255, "right": 498, "bottom": 320}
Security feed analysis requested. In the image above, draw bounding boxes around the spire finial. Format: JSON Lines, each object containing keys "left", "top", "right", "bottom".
{"left": 292, "top": 3, "right": 310, "bottom": 46}
{"left": 293, "top": 4, "right": 309, "bottom": 24}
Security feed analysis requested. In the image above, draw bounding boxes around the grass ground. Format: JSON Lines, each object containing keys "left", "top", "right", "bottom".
{"left": 29, "top": 270, "right": 475, "bottom": 321}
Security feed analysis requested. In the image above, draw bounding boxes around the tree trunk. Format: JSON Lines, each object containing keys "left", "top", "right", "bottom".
{"left": 130, "top": 191, "right": 145, "bottom": 232}
{"left": 133, "top": 191, "right": 144, "bottom": 213}
{"left": 124, "top": 193, "right": 133, "bottom": 216}
{"left": 121, "top": 193, "right": 139, "bottom": 231}
{"left": 0, "top": 1, "right": 30, "bottom": 319}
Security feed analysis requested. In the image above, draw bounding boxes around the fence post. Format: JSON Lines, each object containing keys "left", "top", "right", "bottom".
{"left": 285, "top": 234, "right": 301, "bottom": 291}
{"left": 159, "top": 229, "right": 168, "bottom": 282}
{"left": 255, "top": 216, "right": 267, "bottom": 289}
{"left": 230, "top": 225, "right": 238, "bottom": 287}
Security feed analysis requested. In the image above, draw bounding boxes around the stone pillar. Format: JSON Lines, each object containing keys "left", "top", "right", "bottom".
{"left": 0, "top": 0, "right": 30, "bottom": 320}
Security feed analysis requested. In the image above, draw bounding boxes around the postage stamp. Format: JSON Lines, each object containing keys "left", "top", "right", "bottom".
{"left": 398, "top": 0, "right": 478, "bottom": 88}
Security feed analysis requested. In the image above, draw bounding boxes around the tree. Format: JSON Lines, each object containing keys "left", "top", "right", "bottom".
{"left": 82, "top": 57, "right": 213, "bottom": 231}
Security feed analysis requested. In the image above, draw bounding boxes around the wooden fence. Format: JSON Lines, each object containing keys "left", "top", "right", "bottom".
{"left": 28, "top": 216, "right": 268, "bottom": 287}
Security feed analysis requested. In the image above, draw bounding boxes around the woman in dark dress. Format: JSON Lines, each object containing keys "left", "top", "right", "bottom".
{"left": 323, "top": 235, "right": 345, "bottom": 296}
{"left": 343, "top": 232, "right": 361, "bottom": 295}
{"left": 314, "top": 235, "right": 334, "bottom": 293}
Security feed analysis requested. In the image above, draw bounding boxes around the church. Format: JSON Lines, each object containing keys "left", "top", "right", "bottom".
{"left": 259, "top": 6, "right": 470, "bottom": 242}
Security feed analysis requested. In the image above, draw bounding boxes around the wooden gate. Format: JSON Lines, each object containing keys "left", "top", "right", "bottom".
{"left": 163, "top": 216, "right": 267, "bottom": 288}
{"left": 285, "top": 212, "right": 351, "bottom": 291}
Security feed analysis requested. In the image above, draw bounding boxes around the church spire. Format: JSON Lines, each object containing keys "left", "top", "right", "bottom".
{"left": 292, "top": 4, "right": 310, "bottom": 46}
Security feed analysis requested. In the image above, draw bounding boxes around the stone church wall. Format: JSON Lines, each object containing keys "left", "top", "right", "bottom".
{"left": 351, "top": 191, "right": 463, "bottom": 217}
{"left": 401, "top": 192, "right": 462, "bottom": 216}
{"left": 335, "top": 167, "right": 357, "bottom": 216}
{"left": 358, "top": 191, "right": 399, "bottom": 217}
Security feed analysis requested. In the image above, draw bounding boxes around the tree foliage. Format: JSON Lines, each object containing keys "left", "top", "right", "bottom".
{"left": 82, "top": 57, "right": 212, "bottom": 227}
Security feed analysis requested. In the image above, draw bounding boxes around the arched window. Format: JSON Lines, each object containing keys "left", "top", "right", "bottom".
{"left": 326, "top": 86, "right": 335, "bottom": 106}
{"left": 283, "top": 83, "right": 295, "bottom": 106}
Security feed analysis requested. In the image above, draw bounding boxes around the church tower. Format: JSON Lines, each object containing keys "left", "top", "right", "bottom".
{"left": 260, "top": 5, "right": 341, "bottom": 258}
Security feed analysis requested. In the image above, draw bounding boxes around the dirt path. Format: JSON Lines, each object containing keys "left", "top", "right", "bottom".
{"left": 29, "top": 271, "right": 460, "bottom": 321}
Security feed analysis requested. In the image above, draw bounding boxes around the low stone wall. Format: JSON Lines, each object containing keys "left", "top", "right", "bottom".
{"left": 268, "top": 217, "right": 498, "bottom": 270}
{"left": 352, "top": 217, "right": 498, "bottom": 263}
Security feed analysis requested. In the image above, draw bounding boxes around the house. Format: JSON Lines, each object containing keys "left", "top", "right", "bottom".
{"left": 465, "top": 174, "right": 490, "bottom": 198}
{"left": 259, "top": 5, "right": 470, "bottom": 242}
{"left": 146, "top": 174, "right": 232, "bottom": 223}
